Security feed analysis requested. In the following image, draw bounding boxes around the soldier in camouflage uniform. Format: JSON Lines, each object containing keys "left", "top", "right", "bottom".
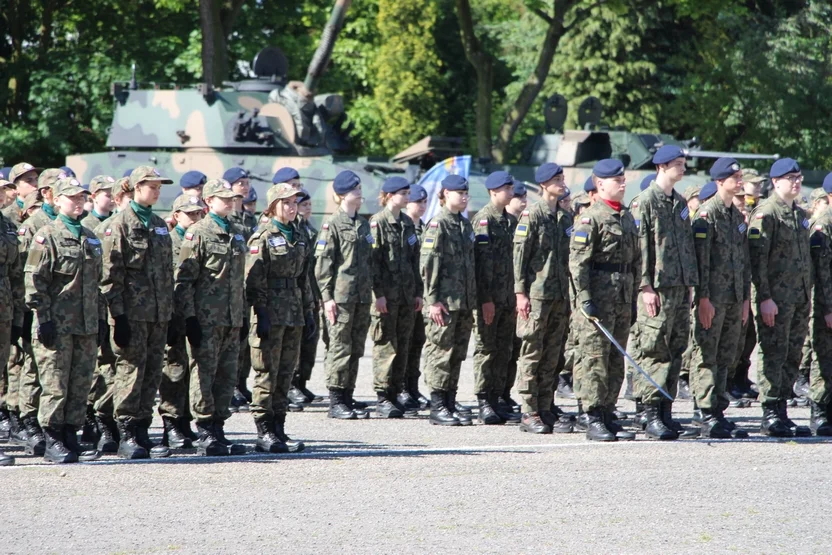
{"left": 513, "top": 163, "right": 573, "bottom": 434}
{"left": 246, "top": 183, "right": 314, "bottom": 453}
{"left": 368, "top": 177, "right": 423, "bottom": 419}
{"left": 569, "top": 160, "right": 640, "bottom": 441}
{"left": 690, "top": 160, "right": 752, "bottom": 439}
{"left": 79, "top": 176, "right": 117, "bottom": 231}
{"left": 472, "top": 171, "right": 521, "bottom": 425}
{"left": 315, "top": 170, "right": 373, "bottom": 420}
{"left": 748, "top": 158, "right": 812, "bottom": 437}
{"left": 2, "top": 163, "right": 40, "bottom": 227}
{"left": 633, "top": 146, "right": 698, "bottom": 440}
{"left": 678, "top": 185, "right": 703, "bottom": 400}
{"left": 174, "top": 178, "right": 247, "bottom": 457}
{"left": 100, "top": 166, "right": 175, "bottom": 459}
{"left": 25, "top": 178, "right": 106, "bottom": 463}
{"left": 420, "top": 175, "right": 476, "bottom": 427}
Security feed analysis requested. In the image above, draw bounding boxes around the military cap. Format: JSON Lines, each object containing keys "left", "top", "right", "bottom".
{"left": 244, "top": 187, "right": 259, "bottom": 204}
{"left": 122, "top": 168, "right": 134, "bottom": 178}
{"left": 382, "top": 176, "right": 411, "bottom": 194}
{"left": 710, "top": 157, "right": 741, "bottom": 181}
{"left": 823, "top": 173, "right": 832, "bottom": 194}
{"left": 409, "top": 184, "right": 428, "bottom": 202}
{"left": 640, "top": 173, "right": 656, "bottom": 191}
{"left": 572, "top": 191, "right": 590, "bottom": 206}
{"left": 535, "top": 163, "right": 563, "bottom": 184}
{"left": 59, "top": 166, "right": 76, "bottom": 178}
{"left": 812, "top": 185, "right": 829, "bottom": 199}
{"left": 267, "top": 182, "right": 303, "bottom": 206}
{"left": 114, "top": 177, "right": 130, "bottom": 193}
{"left": 796, "top": 194, "right": 810, "bottom": 210}
{"left": 203, "top": 178, "right": 241, "bottom": 199}
{"left": 10, "top": 163, "right": 40, "bottom": 182}
{"left": 222, "top": 167, "right": 248, "bottom": 184}
{"left": 484, "top": 171, "right": 514, "bottom": 190}
{"left": 684, "top": 185, "right": 702, "bottom": 201}
{"left": 89, "top": 175, "right": 116, "bottom": 194}
{"left": 593, "top": 158, "right": 625, "bottom": 178}
{"left": 652, "top": 145, "right": 685, "bottom": 165}
{"left": 770, "top": 157, "right": 800, "bottom": 178}
{"left": 513, "top": 181, "right": 527, "bottom": 197}
{"left": 584, "top": 176, "right": 595, "bottom": 192}
{"left": 559, "top": 187, "right": 571, "bottom": 201}
{"left": 130, "top": 166, "right": 173, "bottom": 189}
{"left": 741, "top": 168, "right": 766, "bottom": 183}
{"left": 0, "top": 179, "right": 13, "bottom": 189}
{"left": 53, "top": 177, "right": 86, "bottom": 197}
{"left": 273, "top": 167, "right": 300, "bottom": 184}
{"left": 172, "top": 194, "right": 207, "bottom": 213}
{"left": 333, "top": 170, "right": 361, "bottom": 195}
{"left": 22, "top": 191, "right": 43, "bottom": 212}
{"left": 0, "top": 167, "right": 11, "bottom": 180}
{"left": 296, "top": 188, "right": 310, "bottom": 203}
{"left": 441, "top": 174, "right": 468, "bottom": 191}
{"left": 38, "top": 168, "right": 68, "bottom": 191}
{"left": 699, "top": 181, "right": 717, "bottom": 202}
{"left": 180, "top": 170, "right": 207, "bottom": 189}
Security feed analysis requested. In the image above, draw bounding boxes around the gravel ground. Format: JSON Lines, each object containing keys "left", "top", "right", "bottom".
{"left": 1, "top": 338, "right": 830, "bottom": 554}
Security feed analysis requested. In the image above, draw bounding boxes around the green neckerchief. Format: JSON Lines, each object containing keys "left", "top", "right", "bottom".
{"left": 273, "top": 219, "right": 294, "bottom": 242}
{"left": 58, "top": 214, "right": 82, "bottom": 239}
{"left": 209, "top": 212, "right": 230, "bottom": 233}
{"left": 174, "top": 225, "right": 186, "bottom": 239}
{"left": 92, "top": 209, "right": 109, "bottom": 221}
{"left": 42, "top": 203, "right": 58, "bottom": 221}
{"left": 16, "top": 198, "right": 23, "bottom": 209}
{"left": 130, "top": 200, "right": 153, "bottom": 229}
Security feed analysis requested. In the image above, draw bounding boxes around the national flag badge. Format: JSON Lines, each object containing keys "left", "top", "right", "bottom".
{"left": 370, "top": 221, "right": 378, "bottom": 229}
{"left": 700, "top": 211, "right": 708, "bottom": 218}
{"left": 756, "top": 214, "right": 764, "bottom": 219}
{"left": 17, "top": 227, "right": 26, "bottom": 236}
{"left": 479, "top": 219, "right": 488, "bottom": 227}
{"left": 35, "top": 236, "right": 45, "bottom": 244}
{"left": 816, "top": 225, "right": 824, "bottom": 231}
{"left": 522, "top": 210, "right": 529, "bottom": 216}
{"left": 515, "top": 224, "right": 528, "bottom": 237}
{"left": 581, "top": 217, "right": 591, "bottom": 224}
{"left": 631, "top": 201, "right": 639, "bottom": 208}
{"left": 185, "top": 232, "right": 194, "bottom": 240}
{"left": 250, "top": 246, "right": 260, "bottom": 254}
{"left": 105, "top": 228, "right": 112, "bottom": 236}
{"left": 322, "top": 223, "right": 329, "bottom": 230}
{"left": 574, "top": 230, "right": 588, "bottom": 244}
{"left": 430, "top": 221, "right": 439, "bottom": 228}
{"left": 424, "top": 237, "right": 435, "bottom": 249}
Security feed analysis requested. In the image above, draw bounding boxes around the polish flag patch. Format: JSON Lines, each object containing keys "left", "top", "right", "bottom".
{"left": 430, "top": 221, "right": 439, "bottom": 228}
{"left": 35, "top": 236, "right": 45, "bottom": 244}
{"left": 700, "top": 211, "right": 708, "bottom": 218}
{"left": 105, "top": 229, "right": 112, "bottom": 236}
{"left": 250, "top": 246, "right": 260, "bottom": 254}
{"left": 322, "top": 223, "right": 329, "bottom": 230}
{"left": 479, "top": 219, "right": 488, "bottom": 227}
{"left": 370, "top": 221, "right": 378, "bottom": 228}
{"left": 185, "top": 232, "right": 194, "bottom": 240}
{"left": 581, "top": 217, "right": 591, "bottom": 224}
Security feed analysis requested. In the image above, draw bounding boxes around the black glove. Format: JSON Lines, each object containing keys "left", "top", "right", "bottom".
{"left": 303, "top": 311, "right": 317, "bottom": 342}
{"left": 254, "top": 306, "right": 271, "bottom": 340}
{"left": 37, "top": 320, "right": 56, "bottom": 348}
{"left": 22, "top": 311, "right": 33, "bottom": 343}
{"left": 113, "top": 314, "right": 131, "bottom": 348}
{"left": 10, "top": 325, "right": 21, "bottom": 345}
{"left": 631, "top": 300, "right": 638, "bottom": 325}
{"left": 185, "top": 316, "right": 203, "bottom": 348}
{"left": 98, "top": 320, "right": 109, "bottom": 347}
{"left": 167, "top": 316, "right": 183, "bottom": 346}
{"left": 240, "top": 318, "right": 249, "bottom": 342}
{"left": 582, "top": 300, "right": 599, "bottom": 320}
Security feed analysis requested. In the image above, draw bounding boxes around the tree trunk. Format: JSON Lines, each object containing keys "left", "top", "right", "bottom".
{"left": 199, "top": 0, "right": 229, "bottom": 86}
{"left": 455, "top": 0, "right": 494, "bottom": 160}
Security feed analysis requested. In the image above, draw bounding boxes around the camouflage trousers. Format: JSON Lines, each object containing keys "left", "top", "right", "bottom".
{"left": 680, "top": 308, "right": 697, "bottom": 383}
{"left": 158, "top": 335, "right": 189, "bottom": 420}
{"left": 731, "top": 315, "right": 757, "bottom": 381}
{"left": 251, "top": 324, "right": 302, "bottom": 420}
{"left": 324, "top": 303, "right": 371, "bottom": 391}
{"left": 690, "top": 301, "right": 743, "bottom": 411}
{"left": 799, "top": 333, "right": 812, "bottom": 381}
{"left": 575, "top": 301, "right": 629, "bottom": 412}
{"left": 295, "top": 306, "right": 321, "bottom": 383}
{"left": 405, "top": 308, "right": 426, "bottom": 389}
{"left": 371, "top": 302, "right": 415, "bottom": 393}
{"left": 516, "top": 298, "right": 569, "bottom": 414}
{"left": 561, "top": 311, "right": 580, "bottom": 399}
{"left": 237, "top": 331, "right": 251, "bottom": 390}
{"left": 7, "top": 319, "right": 41, "bottom": 418}
{"left": 34, "top": 333, "right": 97, "bottom": 429}
{"left": 112, "top": 319, "right": 167, "bottom": 422}
{"left": 472, "top": 304, "right": 516, "bottom": 396}
{"left": 753, "top": 301, "right": 809, "bottom": 403}
{"left": 634, "top": 286, "right": 690, "bottom": 404}
{"left": 3, "top": 340, "right": 23, "bottom": 410}
{"left": 809, "top": 315, "right": 832, "bottom": 405}
{"left": 505, "top": 335, "right": 521, "bottom": 398}
{"left": 187, "top": 325, "right": 240, "bottom": 423}
{"left": 0, "top": 322, "right": 10, "bottom": 407}
{"left": 423, "top": 309, "right": 473, "bottom": 393}
{"left": 89, "top": 335, "right": 116, "bottom": 418}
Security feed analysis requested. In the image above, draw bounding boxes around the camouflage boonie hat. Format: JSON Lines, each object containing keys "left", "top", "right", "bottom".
{"left": 9, "top": 162, "right": 40, "bottom": 182}
{"left": 22, "top": 191, "right": 43, "bottom": 212}
{"left": 203, "top": 178, "right": 241, "bottom": 199}
{"left": 53, "top": 177, "right": 86, "bottom": 197}
{"left": 267, "top": 182, "right": 303, "bottom": 207}
{"left": 89, "top": 175, "right": 116, "bottom": 194}
{"left": 37, "top": 168, "right": 67, "bottom": 191}
{"left": 810, "top": 188, "right": 828, "bottom": 201}
{"left": 129, "top": 165, "right": 173, "bottom": 189}
{"left": 172, "top": 194, "right": 207, "bottom": 213}
{"left": 683, "top": 185, "right": 702, "bottom": 201}
{"left": 741, "top": 168, "right": 766, "bottom": 183}
{"left": 571, "top": 191, "right": 590, "bottom": 206}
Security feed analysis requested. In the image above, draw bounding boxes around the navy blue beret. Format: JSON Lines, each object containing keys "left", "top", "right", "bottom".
{"left": 122, "top": 168, "right": 134, "bottom": 178}
{"left": 59, "top": 166, "right": 76, "bottom": 178}
{"left": 180, "top": 170, "right": 207, "bottom": 189}
{"left": 296, "top": 188, "right": 310, "bottom": 203}
{"left": 710, "top": 157, "right": 741, "bottom": 181}
{"left": 222, "top": 167, "right": 248, "bottom": 184}
{"left": 535, "top": 163, "right": 563, "bottom": 184}
{"left": 333, "top": 170, "right": 361, "bottom": 195}
{"left": 652, "top": 145, "right": 685, "bottom": 165}
{"left": 485, "top": 171, "right": 514, "bottom": 190}
{"left": 584, "top": 176, "right": 595, "bottom": 193}
{"left": 0, "top": 167, "right": 10, "bottom": 180}
{"left": 640, "top": 173, "right": 656, "bottom": 191}
{"left": 513, "top": 181, "right": 527, "bottom": 197}
{"left": 442, "top": 174, "right": 469, "bottom": 191}
{"left": 699, "top": 181, "right": 717, "bottom": 202}
{"left": 559, "top": 187, "right": 571, "bottom": 201}
{"left": 593, "top": 159, "right": 625, "bottom": 179}
{"left": 409, "top": 184, "right": 428, "bottom": 202}
{"left": 244, "top": 187, "right": 258, "bottom": 203}
{"left": 273, "top": 167, "right": 300, "bottom": 184}
{"left": 382, "top": 176, "right": 411, "bottom": 194}
{"left": 822, "top": 173, "right": 832, "bottom": 194}
{"left": 770, "top": 157, "right": 800, "bottom": 178}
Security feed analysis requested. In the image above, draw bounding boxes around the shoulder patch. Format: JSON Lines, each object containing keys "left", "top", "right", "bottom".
{"left": 478, "top": 219, "right": 488, "bottom": 227}
{"left": 755, "top": 214, "right": 764, "bottom": 220}
{"left": 185, "top": 232, "right": 194, "bottom": 241}
{"left": 631, "top": 201, "right": 639, "bottom": 208}
{"left": 580, "top": 217, "right": 590, "bottom": 224}
{"left": 35, "top": 236, "right": 45, "bottom": 244}
{"left": 565, "top": 226, "right": 573, "bottom": 237}
{"left": 816, "top": 224, "right": 824, "bottom": 231}
{"left": 699, "top": 211, "right": 708, "bottom": 218}
{"left": 370, "top": 221, "right": 378, "bottom": 229}
{"left": 680, "top": 207, "right": 689, "bottom": 220}
{"left": 429, "top": 221, "right": 439, "bottom": 228}
{"left": 748, "top": 228, "right": 761, "bottom": 240}
{"left": 322, "top": 223, "right": 329, "bottom": 230}
{"left": 574, "top": 230, "right": 588, "bottom": 244}
{"left": 105, "top": 228, "right": 112, "bottom": 236}
{"left": 515, "top": 224, "right": 528, "bottom": 237}
{"left": 17, "top": 227, "right": 26, "bottom": 236}
{"left": 250, "top": 245, "right": 260, "bottom": 254}
{"left": 423, "top": 236, "right": 435, "bottom": 249}
{"left": 522, "top": 210, "right": 529, "bottom": 216}
{"left": 738, "top": 223, "right": 747, "bottom": 234}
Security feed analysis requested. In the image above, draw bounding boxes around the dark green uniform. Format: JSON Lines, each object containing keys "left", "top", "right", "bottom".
{"left": 808, "top": 210, "right": 832, "bottom": 408}
{"left": 405, "top": 219, "right": 427, "bottom": 392}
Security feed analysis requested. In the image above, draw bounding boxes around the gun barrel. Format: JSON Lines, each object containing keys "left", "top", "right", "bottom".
{"left": 685, "top": 149, "right": 780, "bottom": 161}
{"left": 303, "top": 0, "right": 352, "bottom": 93}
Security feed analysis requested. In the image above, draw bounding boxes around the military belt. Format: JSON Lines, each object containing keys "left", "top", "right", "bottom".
{"left": 591, "top": 262, "right": 630, "bottom": 273}
{"left": 268, "top": 277, "right": 298, "bottom": 289}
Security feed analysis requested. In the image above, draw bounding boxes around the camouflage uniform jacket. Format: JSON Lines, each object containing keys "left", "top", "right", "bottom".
{"left": 300, "top": 216, "right": 321, "bottom": 303}
{"left": 513, "top": 199, "right": 573, "bottom": 301}
{"left": 370, "top": 207, "right": 422, "bottom": 304}
{"left": 174, "top": 216, "right": 247, "bottom": 328}
{"left": 636, "top": 183, "right": 698, "bottom": 290}
{"left": 0, "top": 213, "right": 25, "bottom": 326}
{"left": 420, "top": 206, "right": 476, "bottom": 311}
{"left": 24, "top": 218, "right": 105, "bottom": 335}
{"left": 315, "top": 209, "right": 373, "bottom": 305}
{"left": 473, "top": 202, "right": 515, "bottom": 308}
{"left": 569, "top": 200, "right": 641, "bottom": 305}
{"left": 692, "top": 196, "right": 750, "bottom": 305}
{"left": 748, "top": 195, "right": 812, "bottom": 305}
{"left": 16, "top": 207, "right": 56, "bottom": 255}
{"left": 246, "top": 220, "right": 313, "bottom": 327}
{"left": 99, "top": 205, "right": 174, "bottom": 323}
{"left": 810, "top": 208, "right": 832, "bottom": 317}
{"left": 229, "top": 209, "right": 258, "bottom": 240}
{"left": 80, "top": 211, "right": 110, "bottom": 234}
{"left": 2, "top": 202, "right": 22, "bottom": 228}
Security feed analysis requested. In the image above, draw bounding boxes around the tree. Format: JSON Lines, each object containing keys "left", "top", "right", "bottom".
{"left": 455, "top": 0, "right": 494, "bottom": 159}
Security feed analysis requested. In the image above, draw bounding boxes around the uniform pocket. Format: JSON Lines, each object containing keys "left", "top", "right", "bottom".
{"left": 370, "top": 317, "right": 386, "bottom": 343}
{"left": 205, "top": 242, "right": 228, "bottom": 272}
{"left": 125, "top": 238, "right": 148, "bottom": 269}
{"left": 516, "top": 311, "right": 540, "bottom": 340}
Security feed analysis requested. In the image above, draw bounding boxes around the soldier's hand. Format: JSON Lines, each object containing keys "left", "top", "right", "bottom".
{"left": 581, "top": 300, "right": 599, "bottom": 320}
{"left": 375, "top": 296, "right": 389, "bottom": 315}
{"left": 698, "top": 298, "right": 715, "bottom": 330}
{"left": 98, "top": 320, "right": 110, "bottom": 347}
{"left": 255, "top": 306, "right": 271, "bottom": 340}
{"left": 481, "top": 302, "right": 495, "bottom": 325}
{"left": 324, "top": 300, "right": 338, "bottom": 325}
{"left": 113, "top": 314, "right": 131, "bottom": 348}
{"left": 760, "top": 298, "right": 778, "bottom": 327}
{"left": 10, "top": 325, "right": 21, "bottom": 345}
{"left": 429, "top": 302, "right": 449, "bottom": 326}
{"left": 413, "top": 297, "right": 424, "bottom": 312}
{"left": 641, "top": 286, "right": 660, "bottom": 318}
{"left": 516, "top": 293, "right": 531, "bottom": 320}
{"left": 37, "top": 321, "right": 56, "bottom": 348}
{"left": 742, "top": 300, "right": 750, "bottom": 326}
{"left": 185, "top": 316, "right": 203, "bottom": 348}
{"left": 304, "top": 311, "right": 318, "bottom": 341}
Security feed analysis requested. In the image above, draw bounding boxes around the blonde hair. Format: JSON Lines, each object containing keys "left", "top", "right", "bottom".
{"left": 332, "top": 191, "right": 343, "bottom": 205}
{"left": 438, "top": 188, "right": 447, "bottom": 206}
{"left": 378, "top": 191, "right": 392, "bottom": 207}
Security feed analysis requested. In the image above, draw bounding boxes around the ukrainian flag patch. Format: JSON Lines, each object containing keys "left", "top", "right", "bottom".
{"left": 748, "top": 228, "right": 761, "bottom": 240}
{"left": 315, "top": 239, "right": 326, "bottom": 252}
{"left": 424, "top": 237, "right": 435, "bottom": 249}
{"left": 693, "top": 224, "right": 708, "bottom": 239}
{"left": 515, "top": 224, "right": 528, "bottom": 237}
{"left": 574, "top": 230, "right": 588, "bottom": 244}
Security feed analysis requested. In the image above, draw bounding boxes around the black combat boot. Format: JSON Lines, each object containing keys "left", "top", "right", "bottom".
{"left": 476, "top": 394, "right": 503, "bottom": 425}
{"left": 697, "top": 410, "right": 731, "bottom": 439}
{"left": 633, "top": 399, "right": 648, "bottom": 429}
{"left": 22, "top": 416, "right": 46, "bottom": 456}
{"left": 603, "top": 408, "right": 635, "bottom": 440}
{"left": 499, "top": 391, "right": 521, "bottom": 414}
{"left": 162, "top": 416, "right": 192, "bottom": 449}
{"left": 760, "top": 402, "right": 791, "bottom": 437}
{"left": 623, "top": 372, "right": 635, "bottom": 401}
{"left": 229, "top": 388, "right": 249, "bottom": 413}
{"left": 8, "top": 411, "right": 29, "bottom": 446}
{"left": 177, "top": 417, "right": 198, "bottom": 442}
{"left": 519, "top": 413, "right": 551, "bottom": 434}
{"left": 777, "top": 399, "right": 811, "bottom": 437}
{"left": 0, "top": 407, "right": 10, "bottom": 442}
{"left": 677, "top": 378, "right": 692, "bottom": 400}
{"left": 793, "top": 373, "right": 810, "bottom": 398}
{"left": 540, "top": 409, "right": 573, "bottom": 433}
{"left": 574, "top": 401, "right": 589, "bottom": 433}
{"left": 585, "top": 408, "right": 616, "bottom": 442}
{"left": 714, "top": 411, "right": 748, "bottom": 438}
{"left": 64, "top": 426, "right": 101, "bottom": 461}
{"left": 447, "top": 391, "right": 472, "bottom": 426}
{"left": 288, "top": 384, "right": 308, "bottom": 406}
{"left": 661, "top": 400, "right": 699, "bottom": 439}
{"left": 405, "top": 376, "right": 429, "bottom": 410}
{"left": 43, "top": 426, "right": 77, "bottom": 464}
{"left": 135, "top": 419, "right": 171, "bottom": 458}
{"left": 275, "top": 413, "right": 305, "bottom": 453}
{"left": 429, "top": 391, "right": 459, "bottom": 426}
{"left": 375, "top": 392, "right": 404, "bottom": 419}
{"left": 81, "top": 405, "right": 98, "bottom": 443}
{"left": 297, "top": 379, "right": 323, "bottom": 403}
{"left": 644, "top": 404, "right": 676, "bottom": 440}
{"left": 96, "top": 415, "right": 119, "bottom": 453}
{"left": 810, "top": 401, "right": 832, "bottom": 437}
{"left": 397, "top": 389, "right": 420, "bottom": 412}
{"left": 0, "top": 448, "right": 13, "bottom": 466}
{"left": 328, "top": 389, "right": 356, "bottom": 420}
{"left": 195, "top": 420, "right": 227, "bottom": 456}
{"left": 492, "top": 392, "right": 520, "bottom": 423}
{"left": 213, "top": 419, "right": 246, "bottom": 455}
{"left": 117, "top": 419, "right": 148, "bottom": 459}
{"left": 345, "top": 389, "right": 369, "bottom": 419}
{"left": 255, "top": 417, "right": 288, "bottom": 454}
{"left": 557, "top": 373, "right": 575, "bottom": 399}
{"left": 237, "top": 379, "right": 253, "bottom": 404}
